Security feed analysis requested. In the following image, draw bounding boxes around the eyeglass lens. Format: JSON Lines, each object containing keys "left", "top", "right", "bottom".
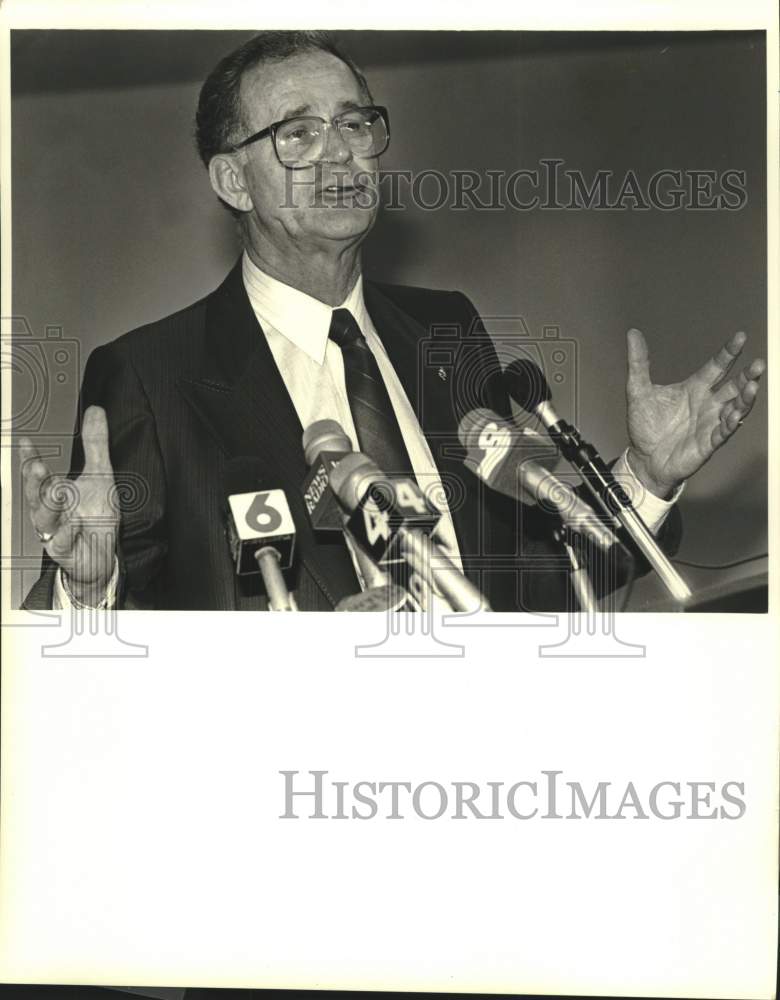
{"left": 275, "top": 110, "right": 388, "bottom": 165}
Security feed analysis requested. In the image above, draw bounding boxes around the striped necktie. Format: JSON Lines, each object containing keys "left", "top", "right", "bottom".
{"left": 328, "top": 308, "right": 414, "bottom": 478}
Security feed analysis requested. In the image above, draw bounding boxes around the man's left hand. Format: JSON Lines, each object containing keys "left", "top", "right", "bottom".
{"left": 625, "top": 328, "right": 765, "bottom": 499}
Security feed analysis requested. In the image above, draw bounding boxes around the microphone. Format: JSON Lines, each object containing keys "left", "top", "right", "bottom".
{"left": 327, "top": 453, "right": 441, "bottom": 562}
{"left": 457, "top": 408, "right": 622, "bottom": 552}
{"left": 301, "top": 419, "right": 353, "bottom": 532}
{"left": 503, "top": 359, "right": 691, "bottom": 602}
{"left": 329, "top": 453, "right": 491, "bottom": 612}
{"left": 300, "top": 419, "right": 391, "bottom": 592}
{"left": 225, "top": 467, "right": 298, "bottom": 611}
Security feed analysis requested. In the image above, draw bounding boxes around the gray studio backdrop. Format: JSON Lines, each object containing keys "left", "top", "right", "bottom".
{"left": 9, "top": 30, "right": 767, "bottom": 609}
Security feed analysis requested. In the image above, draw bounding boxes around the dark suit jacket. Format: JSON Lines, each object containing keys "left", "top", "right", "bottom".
{"left": 23, "top": 260, "right": 680, "bottom": 611}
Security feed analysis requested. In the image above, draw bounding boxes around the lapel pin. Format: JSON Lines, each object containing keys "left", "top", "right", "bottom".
{"left": 437, "top": 367, "right": 448, "bottom": 382}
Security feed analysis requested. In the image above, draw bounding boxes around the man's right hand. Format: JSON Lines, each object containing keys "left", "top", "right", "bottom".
{"left": 20, "top": 405, "right": 119, "bottom": 606}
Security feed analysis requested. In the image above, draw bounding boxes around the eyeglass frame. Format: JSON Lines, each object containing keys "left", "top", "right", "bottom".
{"left": 230, "top": 104, "right": 391, "bottom": 169}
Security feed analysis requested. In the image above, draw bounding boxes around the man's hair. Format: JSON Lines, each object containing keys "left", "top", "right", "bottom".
{"left": 194, "top": 30, "right": 372, "bottom": 169}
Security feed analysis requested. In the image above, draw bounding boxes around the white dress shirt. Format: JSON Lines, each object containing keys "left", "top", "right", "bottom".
{"left": 54, "top": 253, "right": 680, "bottom": 608}
{"left": 241, "top": 251, "right": 464, "bottom": 581}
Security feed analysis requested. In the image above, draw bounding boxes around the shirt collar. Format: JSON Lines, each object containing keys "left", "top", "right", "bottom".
{"left": 242, "top": 250, "right": 367, "bottom": 366}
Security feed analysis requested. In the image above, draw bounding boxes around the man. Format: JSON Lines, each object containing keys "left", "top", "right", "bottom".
{"left": 20, "top": 31, "right": 765, "bottom": 611}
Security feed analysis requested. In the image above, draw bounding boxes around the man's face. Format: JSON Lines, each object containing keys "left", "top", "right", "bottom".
{"left": 236, "top": 51, "right": 380, "bottom": 250}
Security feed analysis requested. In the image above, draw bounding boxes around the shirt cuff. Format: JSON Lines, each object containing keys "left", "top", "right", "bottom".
{"left": 612, "top": 449, "right": 685, "bottom": 534}
{"left": 53, "top": 557, "right": 120, "bottom": 610}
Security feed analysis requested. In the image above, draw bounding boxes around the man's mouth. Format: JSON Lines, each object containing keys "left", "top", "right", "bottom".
{"left": 317, "top": 182, "right": 368, "bottom": 195}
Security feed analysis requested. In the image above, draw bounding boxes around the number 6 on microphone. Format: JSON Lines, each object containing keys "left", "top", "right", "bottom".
{"left": 227, "top": 489, "right": 296, "bottom": 576}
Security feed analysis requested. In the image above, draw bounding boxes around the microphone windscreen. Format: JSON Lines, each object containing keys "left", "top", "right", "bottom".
{"left": 504, "top": 359, "right": 551, "bottom": 411}
{"left": 328, "top": 452, "right": 381, "bottom": 512}
{"left": 302, "top": 419, "right": 352, "bottom": 467}
{"left": 479, "top": 366, "right": 511, "bottom": 416}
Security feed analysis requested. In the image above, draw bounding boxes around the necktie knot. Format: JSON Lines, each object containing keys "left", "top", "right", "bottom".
{"left": 329, "top": 308, "right": 364, "bottom": 349}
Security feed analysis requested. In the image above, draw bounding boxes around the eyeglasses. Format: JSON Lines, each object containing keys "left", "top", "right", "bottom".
{"left": 232, "top": 105, "right": 390, "bottom": 170}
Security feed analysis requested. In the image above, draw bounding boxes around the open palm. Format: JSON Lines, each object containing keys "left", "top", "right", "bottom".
{"left": 21, "top": 406, "right": 118, "bottom": 600}
{"left": 626, "top": 329, "right": 765, "bottom": 498}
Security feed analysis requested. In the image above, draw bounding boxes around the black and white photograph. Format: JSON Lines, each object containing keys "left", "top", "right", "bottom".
{"left": 0, "top": 4, "right": 777, "bottom": 999}
{"left": 6, "top": 25, "right": 769, "bottom": 614}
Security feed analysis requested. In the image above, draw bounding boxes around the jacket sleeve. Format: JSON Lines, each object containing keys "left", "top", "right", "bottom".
{"left": 22, "top": 341, "right": 168, "bottom": 610}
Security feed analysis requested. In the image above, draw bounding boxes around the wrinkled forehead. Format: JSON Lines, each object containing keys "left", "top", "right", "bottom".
{"left": 239, "top": 50, "right": 369, "bottom": 131}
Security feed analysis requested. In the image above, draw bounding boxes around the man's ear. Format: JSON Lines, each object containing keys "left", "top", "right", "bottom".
{"left": 208, "top": 153, "right": 253, "bottom": 213}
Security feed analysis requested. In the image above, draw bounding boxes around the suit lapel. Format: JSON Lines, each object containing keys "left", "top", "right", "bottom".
{"left": 177, "top": 261, "right": 358, "bottom": 609}
{"left": 175, "top": 264, "right": 486, "bottom": 604}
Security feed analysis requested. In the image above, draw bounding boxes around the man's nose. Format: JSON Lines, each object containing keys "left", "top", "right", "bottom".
{"left": 319, "top": 122, "right": 352, "bottom": 164}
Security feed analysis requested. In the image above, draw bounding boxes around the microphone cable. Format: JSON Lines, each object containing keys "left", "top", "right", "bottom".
{"left": 672, "top": 551, "right": 768, "bottom": 571}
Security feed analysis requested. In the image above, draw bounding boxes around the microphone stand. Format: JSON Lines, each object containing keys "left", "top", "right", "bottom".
{"left": 545, "top": 419, "right": 691, "bottom": 604}
{"left": 253, "top": 547, "right": 298, "bottom": 611}
{"left": 553, "top": 525, "right": 599, "bottom": 613}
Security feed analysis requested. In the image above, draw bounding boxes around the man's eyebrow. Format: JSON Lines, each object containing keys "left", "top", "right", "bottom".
{"left": 335, "top": 99, "right": 365, "bottom": 112}
{"left": 276, "top": 99, "right": 367, "bottom": 121}
{"left": 277, "top": 103, "right": 312, "bottom": 120}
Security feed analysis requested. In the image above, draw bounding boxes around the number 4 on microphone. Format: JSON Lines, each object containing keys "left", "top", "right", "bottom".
{"left": 350, "top": 478, "right": 439, "bottom": 565}
{"left": 361, "top": 495, "right": 392, "bottom": 548}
